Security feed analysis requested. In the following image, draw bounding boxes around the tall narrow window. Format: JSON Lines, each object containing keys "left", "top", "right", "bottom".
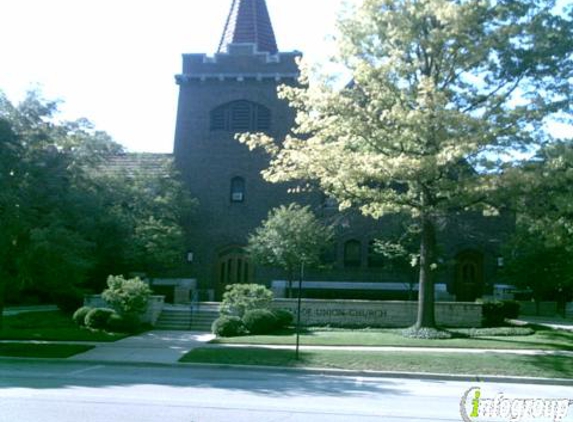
{"left": 210, "top": 100, "right": 271, "bottom": 132}
{"left": 344, "top": 240, "right": 362, "bottom": 268}
{"left": 230, "top": 177, "right": 245, "bottom": 203}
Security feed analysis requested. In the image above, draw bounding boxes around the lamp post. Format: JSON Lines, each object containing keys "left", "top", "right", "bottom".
{"left": 295, "top": 261, "right": 304, "bottom": 360}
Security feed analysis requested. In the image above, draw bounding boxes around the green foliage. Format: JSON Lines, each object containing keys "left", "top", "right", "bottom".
{"left": 84, "top": 308, "right": 115, "bottom": 330}
{"left": 501, "top": 141, "right": 573, "bottom": 300}
{"left": 482, "top": 301, "right": 521, "bottom": 327}
{"left": 239, "top": 0, "right": 573, "bottom": 329}
{"left": 106, "top": 313, "right": 140, "bottom": 333}
{"left": 243, "top": 309, "right": 279, "bottom": 335}
{"left": 220, "top": 284, "right": 273, "bottom": 318}
{"left": 246, "top": 203, "right": 333, "bottom": 276}
{"left": 0, "top": 90, "right": 195, "bottom": 315}
{"left": 72, "top": 306, "right": 93, "bottom": 327}
{"left": 272, "top": 309, "right": 294, "bottom": 328}
{"left": 101, "top": 275, "right": 151, "bottom": 316}
{"left": 211, "top": 315, "right": 247, "bottom": 337}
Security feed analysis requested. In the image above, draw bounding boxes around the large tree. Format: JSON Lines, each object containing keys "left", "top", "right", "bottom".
{"left": 0, "top": 91, "right": 194, "bottom": 324}
{"left": 241, "top": 0, "right": 573, "bottom": 332}
{"left": 501, "top": 139, "right": 573, "bottom": 303}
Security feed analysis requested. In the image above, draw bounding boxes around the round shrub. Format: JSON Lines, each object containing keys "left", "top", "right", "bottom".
{"left": 482, "top": 300, "right": 521, "bottom": 327}
{"left": 85, "top": 308, "right": 115, "bottom": 330}
{"left": 243, "top": 309, "right": 279, "bottom": 335}
{"left": 211, "top": 316, "right": 246, "bottom": 337}
{"left": 107, "top": 313, "right": 141, "bottom": 333}
{"left": 220, "top": 283, "right": 273, "bottom": 317}
{"left": 72, "top": 306, "right": 93, "bottom": 327}
{"left": 272, "top": 309, "right": 293, "bottom": 329}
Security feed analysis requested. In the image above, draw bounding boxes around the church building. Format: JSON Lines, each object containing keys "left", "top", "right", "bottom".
{"left": 171, "top": 0, "right": 511, "bottom": 301}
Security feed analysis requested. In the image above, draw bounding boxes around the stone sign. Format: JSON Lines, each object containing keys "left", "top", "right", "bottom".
{"left": 272, "top": 299, "right": 482, "bottom": 328}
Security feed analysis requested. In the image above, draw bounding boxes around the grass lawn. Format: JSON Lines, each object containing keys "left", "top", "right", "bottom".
{"left": 181, "top": 347, "right": 573, "bottom": 379}
{"left": 0, "top": 343, "right": 94, "bottom": 358}
{"left": 211, "top": 326, "right": 573, "bottom": 351}
{"left": 0, "top": 311, "right": 128, "bottom": 342}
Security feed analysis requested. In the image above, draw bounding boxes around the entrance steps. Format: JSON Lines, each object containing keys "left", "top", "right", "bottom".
{"left": 155, "top": 303, "right": 220, "bottom": 331}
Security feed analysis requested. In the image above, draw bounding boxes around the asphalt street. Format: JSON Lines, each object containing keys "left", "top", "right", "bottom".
{"left": 0, "top": 360, "right": 571, "bottom": 422}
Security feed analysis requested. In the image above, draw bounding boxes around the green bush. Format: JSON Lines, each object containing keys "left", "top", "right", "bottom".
{"left": 220, "top": 284, "right": 273, "bottom": 317}
{"left": 107, "top": 313, "right": 140, "bottom": 333}
{"left": 85, "top": 308, "right": 115, "bottom": 330}
{"left": 102, "top": 275, "right": 152, "bottom": 316}
{"left": 482, "top": 300, "right": 521, "bottom": 327}
{"left": 243, "top": 309, "right": 279, "bottom": 335}
{"left": 272, "top": 309, "right": 293, "bottom": 328}
{"left": 212, "top": 316, "right": 247, "bottom": 337}
{"left": 72, "top": 306, "right": 93, "bottom": 327}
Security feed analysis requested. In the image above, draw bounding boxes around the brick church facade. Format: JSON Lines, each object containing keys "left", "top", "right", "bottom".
{"left": 171, "top": 0, "right": 512, "bottom": 301}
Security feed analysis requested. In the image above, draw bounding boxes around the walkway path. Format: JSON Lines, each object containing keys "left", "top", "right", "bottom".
{"left": 69, "top": 330, "right": 215, "bottom": 364}
{"left": 512, "top": 317, "right": 573, "bottom": 332}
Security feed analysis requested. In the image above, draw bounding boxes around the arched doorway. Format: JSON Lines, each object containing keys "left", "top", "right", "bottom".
{"left": 455, "top": 250, "right": 484, "bottom": 302}
{"left": 216, "top": 246, "right": 253, "bottom": 296}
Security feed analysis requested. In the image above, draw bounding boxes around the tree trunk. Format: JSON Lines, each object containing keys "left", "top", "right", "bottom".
{"left": 414, "top": 214, "right": 437, "bottom": 329}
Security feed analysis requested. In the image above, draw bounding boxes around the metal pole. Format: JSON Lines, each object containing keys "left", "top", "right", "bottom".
{"left": 295, "top": 261, "right": 304, "bottom": 360}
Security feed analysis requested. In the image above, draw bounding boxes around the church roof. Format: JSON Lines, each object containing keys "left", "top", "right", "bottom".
{"left": 218, "top": 0, "right": 278, "bottom": 54}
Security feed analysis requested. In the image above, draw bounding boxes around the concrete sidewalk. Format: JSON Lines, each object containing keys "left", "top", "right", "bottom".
{"left": 64, "top": 328, "right": 573, "bottom": 365}
{"left": 512, "top": 317, "right": 573, "bottom": 332}
{"left": 69, "top": 330, "right": 215, "bottom": 364}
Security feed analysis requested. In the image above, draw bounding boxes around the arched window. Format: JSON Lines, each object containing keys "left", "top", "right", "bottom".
{"left": 230, "top": 177, "right": 245, "bottom": 203}
{"left": 344, "top": 239, "right": 362, "bottom": 268}
{"left": 367, "top": 240, "right": 384, "bottom": 268}
{"left": 210, "top": 100, "right": 271, "bottom": 132}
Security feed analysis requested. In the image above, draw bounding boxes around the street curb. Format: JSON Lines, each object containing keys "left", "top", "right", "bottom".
{"left": 1, "top": 357, "right": 572, "bottom": 386}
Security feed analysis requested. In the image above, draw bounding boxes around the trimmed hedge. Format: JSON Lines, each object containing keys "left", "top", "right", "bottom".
{"left": 72, "top": 306, "right": 93, "bottom": 327}
{"left": 85, "top": 308, "right": 115, "bottom": 330}
{"left": 272, "top": 309, "right": 294, "bottom": 328}
{"left": 243, "top": 309, "right": 278, "bottom": 335}
{"left": 107, "top": 313, "right": 140, "bottom": 333}
{"left": 482, "top": 300, "right": 521, "bottom": 327}
{"left": 212, "top": 316, "right": 247, "bottom": 337}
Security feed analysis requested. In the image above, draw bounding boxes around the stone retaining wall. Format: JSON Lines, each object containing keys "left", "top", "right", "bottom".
{"left": 272, "top": 299, "right": 482, "bottom": 328}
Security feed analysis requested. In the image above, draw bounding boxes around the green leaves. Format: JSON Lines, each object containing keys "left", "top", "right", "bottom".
{"left": 246, "top": 203, "right": 333, "bottom": 274}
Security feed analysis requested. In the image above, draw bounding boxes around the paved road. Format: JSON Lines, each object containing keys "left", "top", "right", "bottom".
{"left": 0, "top": 360, "right": 571, "bottom": 422}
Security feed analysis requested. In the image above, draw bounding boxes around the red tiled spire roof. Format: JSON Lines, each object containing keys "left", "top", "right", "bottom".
{"left": 218, "top": 0, "right": 278, "bottom": 54}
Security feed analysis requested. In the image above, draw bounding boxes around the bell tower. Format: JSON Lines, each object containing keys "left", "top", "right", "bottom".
{"left": 173, "top": 0, "right": 303, "bottom": 297}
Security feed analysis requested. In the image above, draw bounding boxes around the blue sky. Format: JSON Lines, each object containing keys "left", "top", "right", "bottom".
{"left": 0, "top": 0, "right": 355, "bottom": 152}
{"left": 1, "top": 0, "right": 570, "bottom": 153}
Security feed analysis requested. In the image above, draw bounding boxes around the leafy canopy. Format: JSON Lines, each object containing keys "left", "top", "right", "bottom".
{"left": 246, "top": 203, "right": 333, "bottom": 273}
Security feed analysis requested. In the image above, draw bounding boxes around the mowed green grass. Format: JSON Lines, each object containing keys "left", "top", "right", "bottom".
{"left": 180, "top": 347, "right": 573, "bottom": 379}
{"left": 0, "top": 311, "right": 126, "bottom": 342}
{"left": 211, "top": 326, "right": 573, "bottom": 351}
{"left": 0, "top": 343, "right": 93, "bottom": 358}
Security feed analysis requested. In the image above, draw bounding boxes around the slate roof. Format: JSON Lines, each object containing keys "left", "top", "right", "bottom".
{"left": 101, "top": 153, "right": 173, "bottom": 177}
{"left": 218, "top": 0, "right": 278, "bottom": 54}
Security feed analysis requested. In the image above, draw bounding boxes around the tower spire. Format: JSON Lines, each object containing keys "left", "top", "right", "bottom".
{"left": 218, "top": 0, "right": 278, "bottom": 54}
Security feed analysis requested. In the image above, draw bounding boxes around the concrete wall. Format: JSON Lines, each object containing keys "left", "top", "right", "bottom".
{"left": 84, "top": 295, "right": 165, "bottom": 325}
{"left": 272, "top": 299, "right": 482, "bottom": 328}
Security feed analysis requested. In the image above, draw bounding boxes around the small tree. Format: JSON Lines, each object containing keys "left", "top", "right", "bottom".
{"left": 101, "top": 275, "right": 152, "bottom": 317}
{"left": 246, "top": 203, "right": 333, "bottom": 297}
